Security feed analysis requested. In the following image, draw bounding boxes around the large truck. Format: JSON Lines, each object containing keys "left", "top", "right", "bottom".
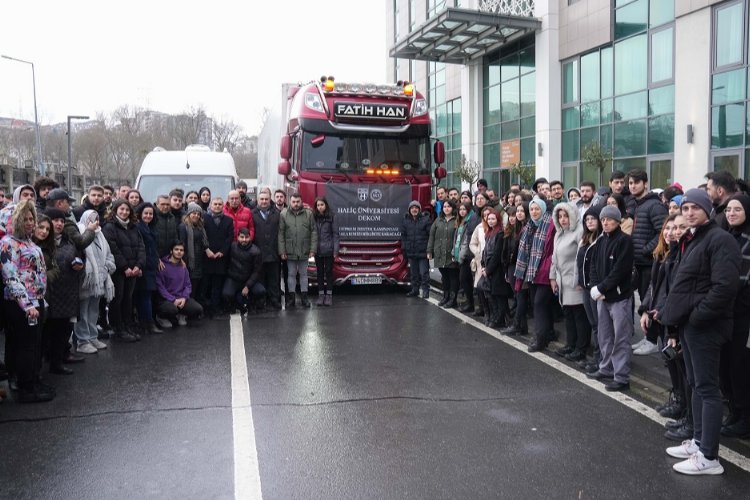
{"left": 277, "top": 76, "right": 446, "bottom": 286}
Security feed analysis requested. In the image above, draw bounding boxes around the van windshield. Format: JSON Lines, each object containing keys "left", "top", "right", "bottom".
{"left": 136, "top": 176, "right": 235, "bottom": 204}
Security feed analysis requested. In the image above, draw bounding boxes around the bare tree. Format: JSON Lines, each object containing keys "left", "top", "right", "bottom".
{"left": 213, "top": 117, "right": 243, "bottom": 153}
{"left": 75, "top": 122, "right": 109, "bottom": 181}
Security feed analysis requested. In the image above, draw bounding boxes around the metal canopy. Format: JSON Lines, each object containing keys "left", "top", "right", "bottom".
{"left": 390, "top": 7, "right": 541, "bottom": 65}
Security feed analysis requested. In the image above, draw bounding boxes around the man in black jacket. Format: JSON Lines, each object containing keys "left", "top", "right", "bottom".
{"left": 705, "top": 170, "right": 736, "bottom": 230}
{"left": 401, "top": 200, "right": 432, "bottom": 298}
{"left": 222, "top": 228, "right": 264, "bottom": 314}
{"left": 661, "top": 189, "right": 740, "bottom": 476}
{"left": 73, "top": 185, "right": 108, "bottom": 221}
{"left": 154, "top": 195, "right": 178, "bottom": 259}
{"left": 628, "top": 169, "right": 667, "bottom": 355}
{"left": 252, "top": 189, "right": 282, "bottom": 310}
{"left": 586, "top": 205, "right": 634, "bottom": 392}
{"left": 202, "top": 197, "right": 234, "bottom": 319}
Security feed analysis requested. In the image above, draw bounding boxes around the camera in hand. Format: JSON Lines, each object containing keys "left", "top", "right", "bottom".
{"left": 661, "top": 345, "right": 678, "bottom": 361}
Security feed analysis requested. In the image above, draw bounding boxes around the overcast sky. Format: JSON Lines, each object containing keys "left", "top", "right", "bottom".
{"left": 0, "top": 0, "right": 388, "bottom": 136}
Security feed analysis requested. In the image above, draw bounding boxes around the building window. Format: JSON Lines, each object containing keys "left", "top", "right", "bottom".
{"left": 561, "top": 0, "right": 675, "bottom": 186}
{"left": 409, "top": 0, "right": 417, "bottom": 30}
{"left": 394, "top": 0, "right": 400, "bottom": 42}
{"left": 427, "top": 0, "right": 446, "bottom": 19}
{"left": 483, "top": 39, "right": 536, "bottom": 191}
{"left": 714, "top": 0, "right": 745, "bottom": 70}
{"left": 711, "top": 0, "right": 750, "bottom": 177}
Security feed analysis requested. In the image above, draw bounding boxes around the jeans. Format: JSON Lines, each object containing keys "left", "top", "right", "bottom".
{"left": 110, "top": 272, "right": 136, "bottom": 329}
{"left": 156, "top": 297, "right": 203, "bottom": 320}
{"left": 222, "top": 278, "right": 266, "bottom": 307}
{"left": 75, "top": 295, "right": 102, "bottom": 345}
{"left": 260, "top": 261, "right": 281, "bottom": 306}
{"left": 315, "top": 255, "right": 334, "bottom": 292}
{"left": 681, "top": 325, "right": 729, "bottom": 458}
{"left": 408, "top": 257, "right": 430, "bottom": 291}
{"left": 287, "top": 259, "right": 309, "bottom": 293}
{"left": 134, "top": 289, "right": 153, "bottom": 326}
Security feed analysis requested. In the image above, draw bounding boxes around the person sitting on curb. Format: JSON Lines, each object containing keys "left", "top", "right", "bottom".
{"left": 156, "top": 241, "right": 203, "bottom": 326}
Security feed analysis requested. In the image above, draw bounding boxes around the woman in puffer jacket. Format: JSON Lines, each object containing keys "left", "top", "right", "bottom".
{"left": 73, "top": 209, "right": 115, "bottom": 354}
{"left": 102, "top": 199, "right": 146, "bottom": 343}
{"left": 550, "top": 203, "right": 589, "bottom": 361}
{"left": 313, "top": 197, "right": 339, "bottom": 306}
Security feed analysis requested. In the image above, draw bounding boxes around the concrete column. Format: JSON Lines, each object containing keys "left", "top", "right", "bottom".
{"left": 461, "top": 59, "right": 484, "bottom": 188}
{"left": 674, "top": 8, "right": 712, "bottom": 188}
{"left": 534, "top": 0, "right": 561, "bottom": 181}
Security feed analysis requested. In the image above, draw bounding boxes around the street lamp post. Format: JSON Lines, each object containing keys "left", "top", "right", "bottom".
{"left": 2, "top": 55, "right": 44, "bottom": 175}
{"left": 67, "top": 115, "right": 89, "bottom": 193}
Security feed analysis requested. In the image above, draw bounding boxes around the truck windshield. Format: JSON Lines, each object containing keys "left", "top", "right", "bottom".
{"left": 136, "top": 175, "right": 235, "bottom": 204}
{"left": 301, "top": 132, "right": 430, "bottom": 174}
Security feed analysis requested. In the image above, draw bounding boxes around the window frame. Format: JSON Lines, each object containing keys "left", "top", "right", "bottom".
{"left": 712, "top": 0, "right": 748, "bottom": 72}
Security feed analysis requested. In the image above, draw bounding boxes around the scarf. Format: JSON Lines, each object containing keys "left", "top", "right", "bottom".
{"left": 78, "top": 210, "right": 114, "bottom": 301}
{"left": 514, "top": 211, "right": 553, "bottom": 283}
{"left": 184, "top": 222, "right": 209, "bottom": 272}
{"left": 453, "top": 212, "right": 473, "bottom": 261}
{"left": 115, "top": 216, "right": 129, "bottom": 229}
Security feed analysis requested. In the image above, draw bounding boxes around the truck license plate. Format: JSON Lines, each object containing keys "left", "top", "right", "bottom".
{"left": 351, "top": 276, "right": 382, "bottom": 285}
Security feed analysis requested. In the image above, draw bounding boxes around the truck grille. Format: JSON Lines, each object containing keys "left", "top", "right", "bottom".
{"left": 337, "top": 240, "right": 402, "bottom": 271}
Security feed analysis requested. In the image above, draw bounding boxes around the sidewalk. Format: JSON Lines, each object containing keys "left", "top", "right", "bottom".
{"left": 428, "top": 270, "right": 671, "bottom": 407}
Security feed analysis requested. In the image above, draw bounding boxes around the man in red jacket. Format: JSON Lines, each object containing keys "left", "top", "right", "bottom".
{"left": 224, "top": 190, "right": 254, "bottom": 241}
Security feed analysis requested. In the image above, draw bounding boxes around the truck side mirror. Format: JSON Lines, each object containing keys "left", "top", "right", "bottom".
{"left": 433, "top": 140, "right": 445, "bottom": 165}
{"left": 280, "top": 135, "right": 292, "bottom": 160}
{"left": 278, "top": 160, "right": 291, "bottom": 176}
{"left": 434, "top": 166, "right": 447, "bottom": 180}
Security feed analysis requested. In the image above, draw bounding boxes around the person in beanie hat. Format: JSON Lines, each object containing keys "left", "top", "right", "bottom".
{"left": 586, "top": 202, "right": 634, "bottom": 392}
{"left": 401, "top": 200, "right": 432, "bottom": 298}
{"left": 660, "top": 187, "right": 741, "bottom": 475}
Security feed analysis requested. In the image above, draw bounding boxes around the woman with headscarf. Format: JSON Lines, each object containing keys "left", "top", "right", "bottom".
{"left": 511, "top": 196, "right": 556, "bottom": 352}
{"left": 720, "top": 193, "right": 750, "bottom": 438}
{"left": 1, "top": 200, "right": 52, "bottom": 402}
{"left": 74, "top": 209, "right": 116, "bottom": 353}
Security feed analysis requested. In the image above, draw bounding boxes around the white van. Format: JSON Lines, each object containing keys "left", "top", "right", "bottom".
{"left": 135, "top": 145, "right": 238, "bottom": 203}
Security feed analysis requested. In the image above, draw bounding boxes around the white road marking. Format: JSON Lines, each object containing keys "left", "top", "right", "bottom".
{"left": 230, "top": 314, "right": 263, "bottom": 499}
{"left": 426, "top": 295, "right": 750, "bottom": 474}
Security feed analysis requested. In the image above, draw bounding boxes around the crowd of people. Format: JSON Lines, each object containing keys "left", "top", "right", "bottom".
{"left": 0, "top": 178, "right": 338, "bottom": 406}
{"left": 402, "top": 169, "right": 749, "bottom": 476}
{"left": 2, "top": 167, "right": 749, "bottom": 476}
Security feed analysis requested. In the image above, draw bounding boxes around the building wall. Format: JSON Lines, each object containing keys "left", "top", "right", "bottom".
{"left": 675, "top": 0, "right": 725, "bottom": 17}
{"left": 674, "top": 6, "right": 712, "bottom": 188}
{"left": 559, "top": 0, "right": 611, "bottom": 60}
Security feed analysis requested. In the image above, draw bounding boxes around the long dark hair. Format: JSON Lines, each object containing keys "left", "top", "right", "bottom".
{"left": 607, "top": 192, "right": 628, "bottom": 219}
{"left": 109, "top": 199, "right": 137, "bottom": 224}
{"left": 457, "top": 201, "right": 473, "bottom": 227}
{"left": 313, "top": 197, "right": 332, "bottom": 220}
{"left": 581, "top": 208, "right": 603, "bottom": 245}
{"left": 440, "top": 199, "right": 457, "bottom": 220}
{"left": 33, "top": 214, "right": 55, "bottom": 254}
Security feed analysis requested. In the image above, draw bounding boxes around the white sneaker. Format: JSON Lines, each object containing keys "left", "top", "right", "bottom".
{"left": 90, "top": 339, "right": 108, "bottom": 350}
{"left": 666, "top": 439, "right": 699, "bottom": 459}
{"left": 77, "top": 343, "right": 98, "bottom": 354}
{"left": 631, "top": 338, "right": 647, "bottom": 350}
{"left": 177, "top": 314, "right": 187, "bottom": 326}
{"left": 156, "top": 316, "right": 173, "bottom": 329}
{"left": 634, "top": 341, "right": 659, "bottom": 355}
{"left": 673, "top": 451, "right": 724, "bottom": 475}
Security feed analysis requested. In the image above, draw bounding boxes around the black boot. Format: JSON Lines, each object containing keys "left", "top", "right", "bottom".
{"left": 285, "top": 292, "right": 296, "bottom": 309}
{"left": 405, "top": 288, "right": 419, "bottom": 297}
{"left": 443, "top": 293, "right": 457, "bottom": 309}
{"left": 299, "top": 292, "right": 311, "bottom": 308}
{"left": 437, "top": 293, "right": 450, "bottom": 307}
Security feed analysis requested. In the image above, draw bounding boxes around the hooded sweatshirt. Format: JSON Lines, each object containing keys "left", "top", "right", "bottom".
{"left": 156, "top": 255, "right": 192, "bottom": 302}
{"left": 0, "top": 184, "right": 34, "bottom": 237}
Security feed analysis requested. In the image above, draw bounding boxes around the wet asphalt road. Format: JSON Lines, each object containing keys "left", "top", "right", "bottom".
{"left": 1, "top": 287, "right": 750, "bottom": 499}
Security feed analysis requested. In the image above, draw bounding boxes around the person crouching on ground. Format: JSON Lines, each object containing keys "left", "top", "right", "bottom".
{"left": 223, "top": 228, "right": 265, "bottom": 315}
{"left": 156, "top": 241, "right": 203, "bottom": 326}
{"left": 586, "top": 205, "right": 634, "bottom": 392}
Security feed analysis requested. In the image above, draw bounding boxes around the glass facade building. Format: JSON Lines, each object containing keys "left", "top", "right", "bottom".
{"left": 388, "top": 0, "right": 747, "bottom": 194}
